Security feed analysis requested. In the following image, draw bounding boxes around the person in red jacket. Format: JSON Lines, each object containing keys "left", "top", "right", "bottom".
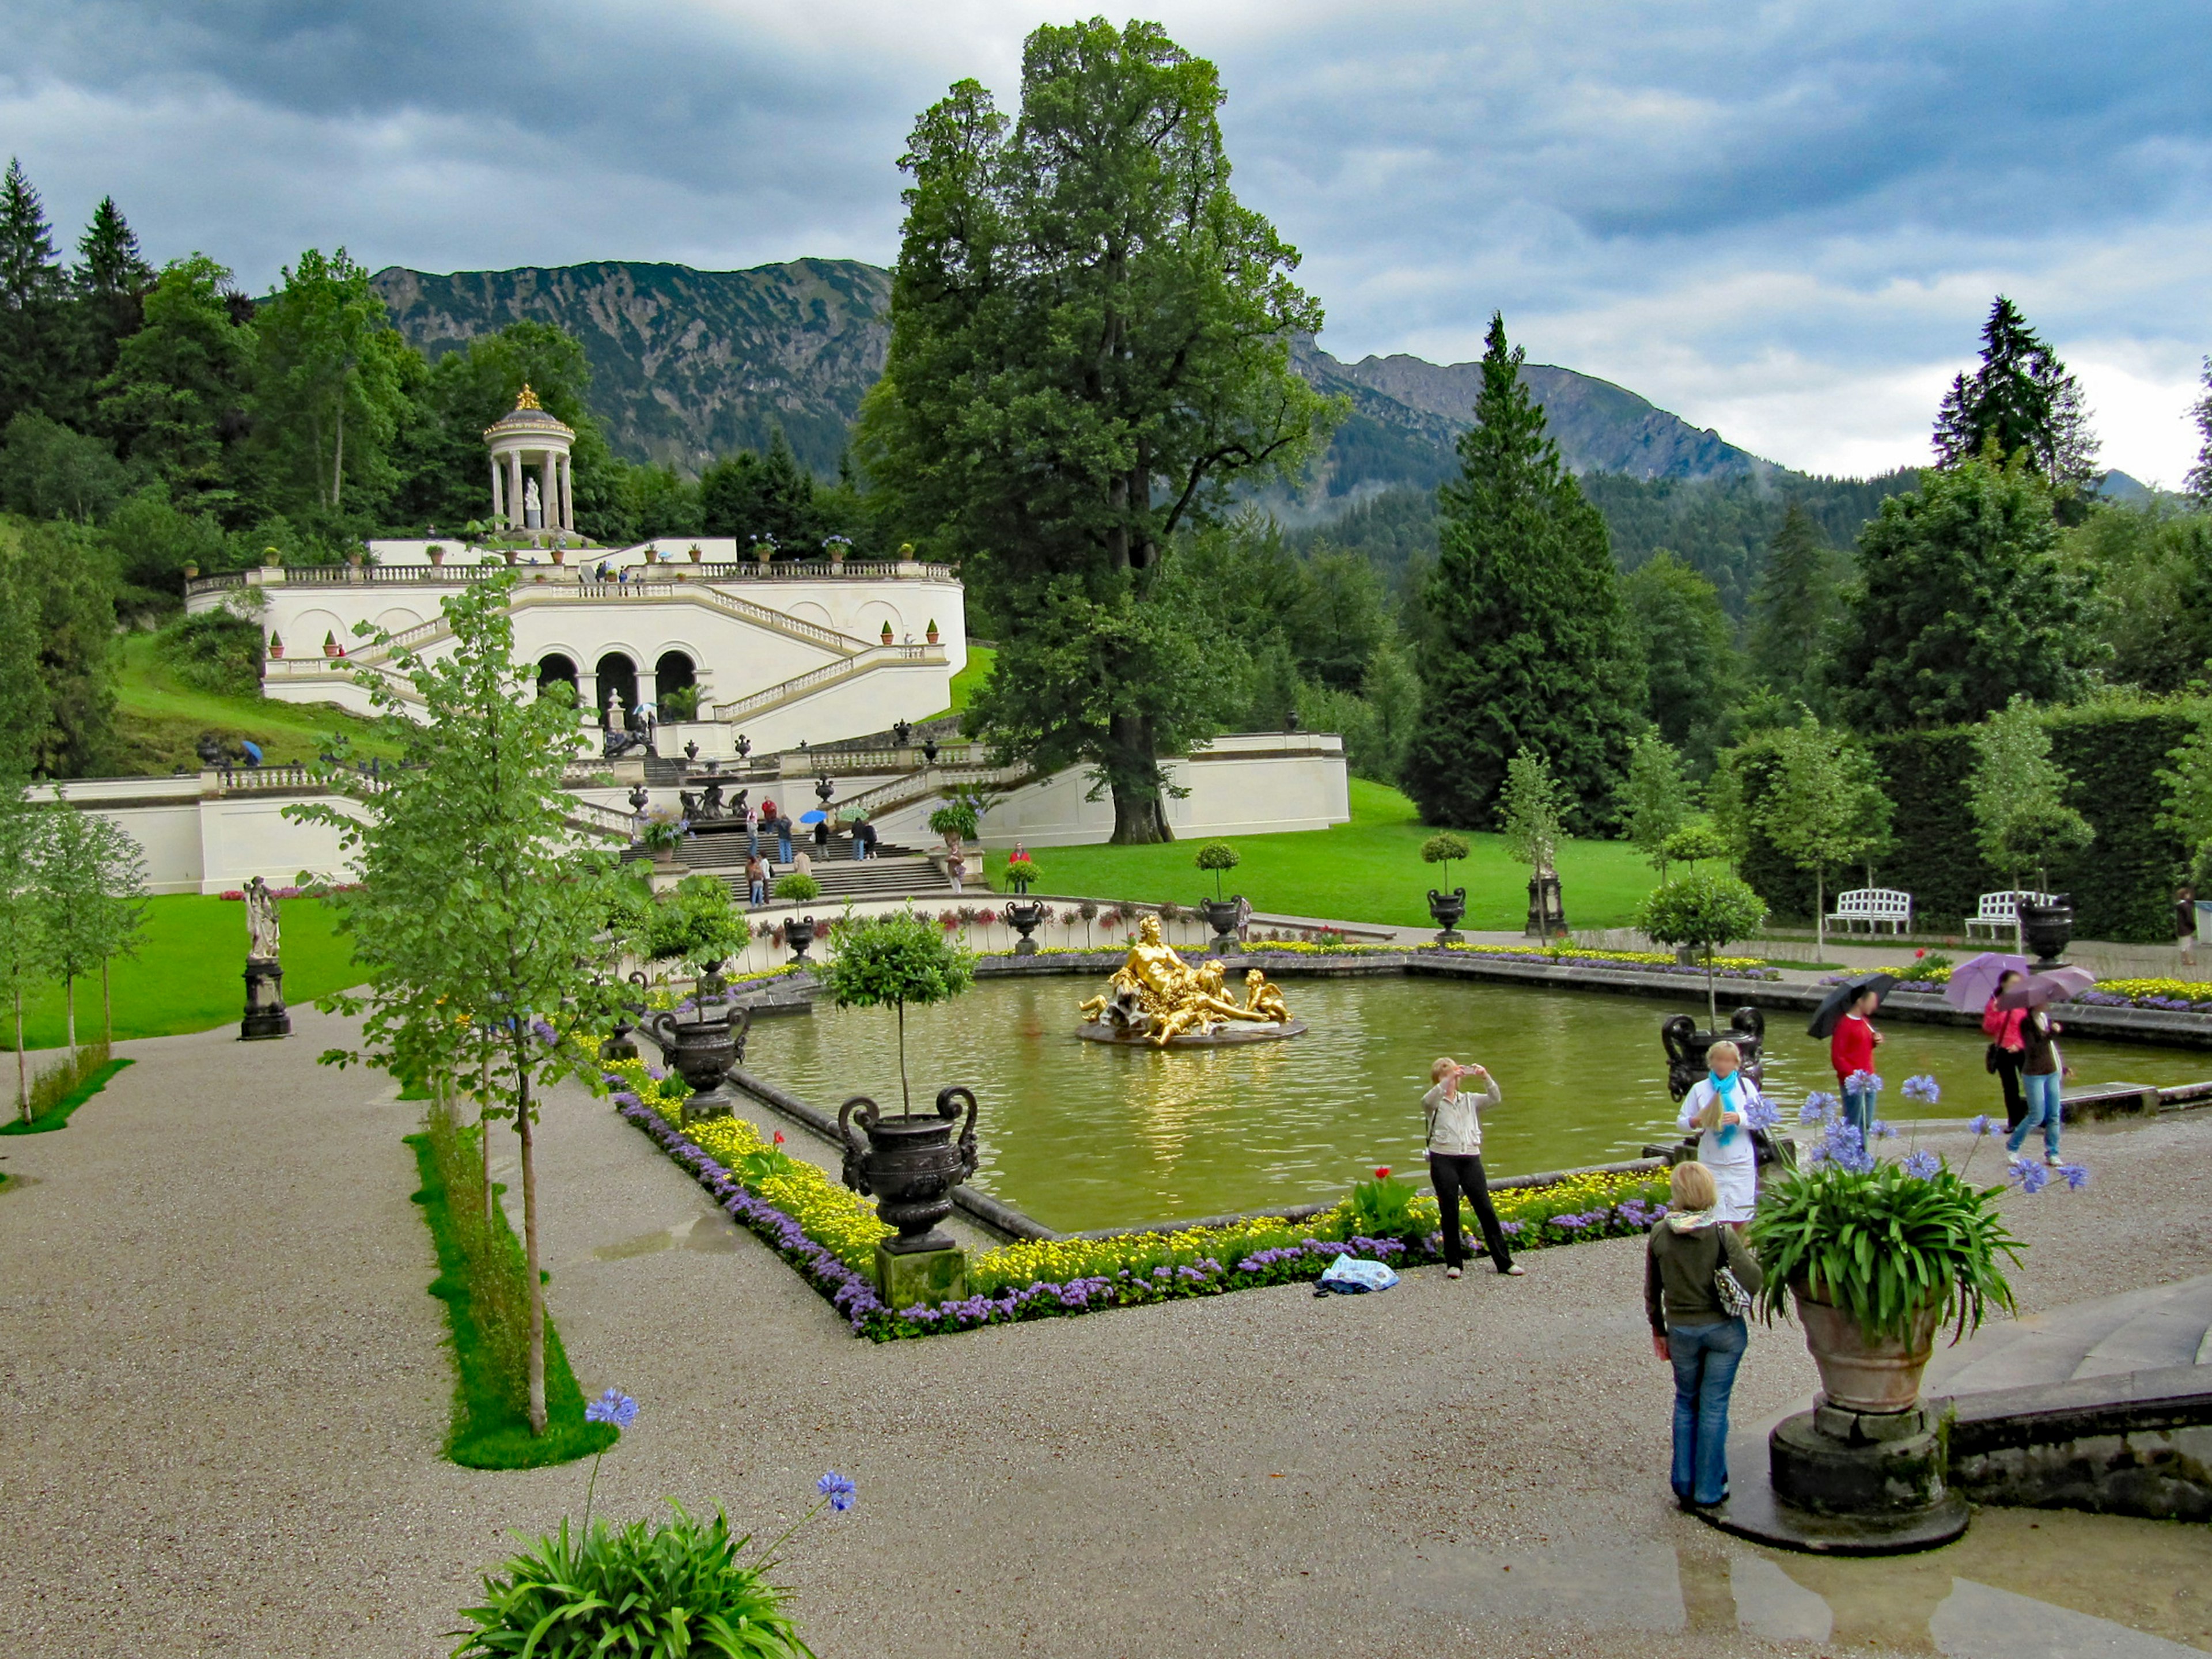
{"left": 1982, "top": 969, "right": 2029, "bottom": 1131}
{"left": 1830, "top": 987, "right": 1885, "bottom": 1137}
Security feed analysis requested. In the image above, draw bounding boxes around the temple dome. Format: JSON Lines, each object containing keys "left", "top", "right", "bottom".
{"left": 483, "top": 384, "right": 575, "bottom": 444}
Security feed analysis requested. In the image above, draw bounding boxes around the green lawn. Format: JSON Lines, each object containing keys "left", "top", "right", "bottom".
{"left": 6, "top": 895, "right": 360, "bottom": 1051}
{"left": 987, "top": 778, "right": 1661, "bottom": 931}
{"left": 929, "top": 644, "right": 995, "bottom": 721}
{"left": 109, "top": 633, "right": 405, "bottom": 775}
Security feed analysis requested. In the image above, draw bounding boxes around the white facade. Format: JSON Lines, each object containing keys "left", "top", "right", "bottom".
{"left": 32, "top": 774, "right": 369, "bottom": 896}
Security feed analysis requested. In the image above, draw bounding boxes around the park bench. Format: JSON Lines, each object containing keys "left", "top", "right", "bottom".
{"left": 1964, "top": 889, "right": 2059, "bottom": 940}
{"left": 1828, "top": 887, "right": 1914, "bottom": 935}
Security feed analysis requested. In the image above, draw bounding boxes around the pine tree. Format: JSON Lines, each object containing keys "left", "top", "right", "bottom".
{"left": 1747, "top": 500, "right": 1840, "bottom": 703}
{"left": 1932, "top": 296, "right": 2097, "bottom": 492}
{"left": 0, "top": 157, "right": 62, "bottom": 308}
{"left": 1403, "top": 312, "right": 1643, "bottom": 830}
{"left": 0, "top": 157, "right": 69, "bottom": 428}
{"left": 73, "top": 197, "right": 151, "bottom": 298}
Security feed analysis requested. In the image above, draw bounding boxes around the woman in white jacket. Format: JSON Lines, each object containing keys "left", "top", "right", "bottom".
{"left": 1422, "top": 1057, "right": 1523, "bottom": 1279}
{"left": 1675, "top": 1040, "right": 1762, "bottom": 1225}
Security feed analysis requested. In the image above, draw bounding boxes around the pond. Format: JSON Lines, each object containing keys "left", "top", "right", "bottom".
{"left": 744, "top": 975, "right": 2212, "bottom": 1233}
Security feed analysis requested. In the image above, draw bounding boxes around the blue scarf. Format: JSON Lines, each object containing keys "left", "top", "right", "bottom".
{"left": 1708, "top": 1070, "right": 1741, "bottom": 1144}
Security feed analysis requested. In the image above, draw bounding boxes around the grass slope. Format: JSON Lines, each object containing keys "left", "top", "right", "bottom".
{"left": 109, "top": 632, "right": 405, "bottom": 775}
{"left": 930, "top": 645, "right": 994, "bottom": 721}
{"left": 407, "top": 1131, "right": 615, "bottom": 1469}
{"left": 988, "top": 778, "right": 1660, "bottom": 932}
{"left": 5, "top": 894, "right": 358, "bottom": 1051}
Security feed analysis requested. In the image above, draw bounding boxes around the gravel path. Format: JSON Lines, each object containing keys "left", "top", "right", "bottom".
{"left": 3, "top": 1013, "right": 2209, "bottom": 1659}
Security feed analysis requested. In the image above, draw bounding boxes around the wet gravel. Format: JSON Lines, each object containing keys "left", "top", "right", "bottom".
{"left": 2, "top": 1009, "right": 2208, "bottom": 1659}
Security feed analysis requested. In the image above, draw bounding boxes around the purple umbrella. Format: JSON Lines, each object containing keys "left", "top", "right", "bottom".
{"left": 1942, "top": 950, "right": 2029, "bottom": 1013}
{"left": 1997, "top": 965, "right": 2097, "bottom": 1010}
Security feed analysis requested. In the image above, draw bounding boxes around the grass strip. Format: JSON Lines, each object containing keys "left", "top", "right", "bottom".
{"left": 406, "top": 1131, "right": 615, "bottom": 1469}
{"left": 1, "top": 1058, "right": 134, "bottom": 1135}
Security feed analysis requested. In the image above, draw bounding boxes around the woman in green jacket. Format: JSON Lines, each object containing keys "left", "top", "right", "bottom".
{"left": 1645, "top": 1160, "right": 1764, "bottom": 1508}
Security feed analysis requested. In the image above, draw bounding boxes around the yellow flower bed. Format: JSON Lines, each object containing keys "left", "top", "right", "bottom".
{"left": 2096, "top": 977, "right": 2212, "bottom": 1005}
{"left": 1449, "top": 942, "right": 1769, "bottom": 970}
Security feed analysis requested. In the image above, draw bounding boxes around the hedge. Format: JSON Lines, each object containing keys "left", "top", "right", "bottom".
{"left": 1731, "top": 700, "right": 2203, "bottom": 943}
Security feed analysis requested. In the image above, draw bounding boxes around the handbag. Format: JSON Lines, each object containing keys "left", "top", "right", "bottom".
{"left": 1713, "top": 1234, "right": 1753, "bottom": 1319}
{"left": 1985, "top": 1042, "right": 2002, "bottom": 1075}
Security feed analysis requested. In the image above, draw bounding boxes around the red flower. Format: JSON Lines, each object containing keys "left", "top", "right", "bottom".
{"left": 1915, "top": 948, "right": 1927, "bottom": 958}
{"left": 1374, "top": 1166, "right": 1391, "bottom": 1179}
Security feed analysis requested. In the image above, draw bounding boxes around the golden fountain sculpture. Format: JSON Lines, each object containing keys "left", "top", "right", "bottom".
{"left": 1077, "top": 916, "right": 1305, "bottom": 1046}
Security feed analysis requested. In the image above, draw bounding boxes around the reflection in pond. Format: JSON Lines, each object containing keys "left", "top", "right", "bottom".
{"left": 745, "top": 976, "right": 2212, "bottom": 1232}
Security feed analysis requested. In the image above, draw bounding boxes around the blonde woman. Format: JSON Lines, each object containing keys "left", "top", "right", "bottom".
{"left": 1675, "top": 1040, "right": 1762, "bottom": 1225}
{"left": 1421, "top": 1056, "right": 1522, "bottom": 1279}
{"left": 1645, "top": 1160, "right": 1763, "bottom": 1508}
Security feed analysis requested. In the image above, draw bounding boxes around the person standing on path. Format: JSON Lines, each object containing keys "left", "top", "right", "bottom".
{"left": 1646, "top": 1160, "right": 1763, "bottom": 1509}
{"left": 2178, "top": 884, "right": 2198, "bottom": 970}
{"left": 1830, "top": 988, "right": 1884, "bottom": 1137}
{"left": 1422, "top": 1056, "right": 1522, "bottom": 1279}
{"left": 1674, "top": 1040, "right": 1762, "bottom": 1225}
{"left": 744, "top": 800, "right": 760, "bottom": 857}
{"left": 745, "top": 854, "right": 767, "bottom": 908}
{"left": 1983, "top": 969, "right": 2029, "bottom": 1131}
{"left": 948, "top": 845, "right": 966, "bottom": 894}
{"left": 2006, "top": 1005, "right": 2067, "bottom": 1166}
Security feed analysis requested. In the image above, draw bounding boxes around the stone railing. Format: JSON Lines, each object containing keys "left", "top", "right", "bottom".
{"left": 187, "top": 559, "right": 956, "bottom": 602}
{"left": 705, "top": 643, "right": 945, "bottom": 722}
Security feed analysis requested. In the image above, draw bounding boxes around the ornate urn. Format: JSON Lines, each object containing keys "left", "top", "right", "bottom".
{"left": 1427, "top": 885, "right": 1467, "bottom": 946}
{"left": 1660, "top": 1006, "right": 1767, "bottom": 1101}
{"left": 784, "top": 916, "right": 817, "bottom": 962}
{"left": 2018, "top": 895, "right": 2074, "bottom": 969}
{"left": 631, "top": 1001, "right": 752, "bottom": 1124}
{"left": 838, "top": 1086, "right": 979, "bottom": 1254}
{"left": 1003, "top": 897, "right": 1047, "bottom": 955}
{"left": 1199, "top": 897, "right": 1242, "bottom": 955}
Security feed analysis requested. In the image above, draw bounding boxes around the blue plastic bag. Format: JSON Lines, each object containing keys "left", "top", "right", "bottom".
{"left": 1315, "top": 1253, "right": 1399, "bottom": 1295}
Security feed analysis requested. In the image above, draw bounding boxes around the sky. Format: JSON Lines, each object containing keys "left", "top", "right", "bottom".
{"left": 5, "top": 0, "right": 2207, "bottom": 483}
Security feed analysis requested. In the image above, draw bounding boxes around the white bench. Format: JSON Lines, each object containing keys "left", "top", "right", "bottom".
{"left": 1964, "top": 890, "right": 2059, "bottom": 940}
{"left": 1828, "top": 887, "right": 1914, "bottom": 935}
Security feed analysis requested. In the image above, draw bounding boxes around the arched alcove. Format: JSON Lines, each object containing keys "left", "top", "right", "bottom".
{"left": 537, "top": 652, "right": 578, "bottom": 702}
{"left": 594, "top": 652, "right": 638, "bottom": 722}
{"left": 655, "top": 650, "right": 696, "bottom": 694}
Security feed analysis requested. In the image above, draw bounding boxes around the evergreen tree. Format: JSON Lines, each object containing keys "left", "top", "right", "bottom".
{"left": 1621, "top": 551, "right": 1741, "bottom": 770}
{"left": 856, "top": 20, "right": 1337, "bottom": 842}
{"left": 1747, "top": 500, "right": 1842, "bottom": 704}
{"left": 698, "top": 426, "right": 819, "bottom": 550}
{"left": 1932, "top": 296, "right": 2097, "bottom": 493}
{"left": 71, "top": 196, "right": 153, "bottom": 391}
{"left": 96, "top": 253, "right": 256, "bottom": 501}
{"left": 1831, "top": 456, "right": 2097, "bottom": 732}
{"left": 1403, "top": 312, "right": 1643, "bottom": 830}
{"left": 0, "top": 157, "right": 70, "bottom": 429}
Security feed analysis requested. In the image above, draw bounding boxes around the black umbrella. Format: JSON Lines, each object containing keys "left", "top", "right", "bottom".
{"left": 1806, "top": 972, "right": 1897, "bottom": 1039}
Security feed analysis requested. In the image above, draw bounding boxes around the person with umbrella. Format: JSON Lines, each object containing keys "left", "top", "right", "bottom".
{"left": 1808, "top": 972, "right": 1892, "bottom": 1138}
{"left": 1945, "top": 953, "right": 2031, "bottom": 1130}
{"left": 1999, "top": 968, "right": 2092, "bottom": 1166}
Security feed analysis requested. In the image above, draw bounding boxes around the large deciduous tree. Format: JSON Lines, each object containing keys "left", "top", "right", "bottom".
{"left": 1968, "top": 696, "right": 2093, "bottom": 942}
{"left": 37, "top": 798, "right": 145, "bottom": 1060}
{"left": 1622, "top": 551, "right": 1742, "bottom": 770}
{"left": 0, "top": 523, "right": 118, "bottom": 777}
{"left": 856, "top": 19, "right": 1338, "bottom": 842}
{"left": 250, "top": 247, "right": 410, "bottom": 517}
{"left": 1753, "top": 713, "right": 1892, "bottom": 961}
{"left": 1933, "top": 296, "right": 2097, "bottom": 496}
{"left": 1403, "top": 313, "right": 1643, "bottom": 829}
{"left": 1830, "top": 456, "right": 2098, "bottom": 732}
{"left": 97, "top": 254, "right": 256, "bottom": 501}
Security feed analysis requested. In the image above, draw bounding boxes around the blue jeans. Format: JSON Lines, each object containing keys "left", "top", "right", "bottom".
{"left": 778, "top": 836, "right": 791, "bottom": 862}
{"left": 748, "top": 880, "right": 765, "bottom": 906}
{"left": 2008, "top": 1071, "right": 2062, "bottom": 1158}
{"left": 1842, "top": 1081, "right": 1875, "bottom": 1139}
{"left": 1669, "top": 1317, "right": 1747, "bottom": 1505}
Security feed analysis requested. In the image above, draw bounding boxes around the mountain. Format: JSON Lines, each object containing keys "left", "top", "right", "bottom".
{"left": 372, "top": 258, "right": 1775, "bottom": 495}
{"left": 372, "top": 260, "right": 890, "bottom": 475}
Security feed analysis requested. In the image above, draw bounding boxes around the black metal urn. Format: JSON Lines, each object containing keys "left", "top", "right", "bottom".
{"left": 838, "top": 1086, "right": 979, "bottom": 1253}
{"left": 1003, "top": 897, "right": 1047, "bottom": 955}
{"left": 1427, "top": 885, "right": 1467, "bottom": 946}
{"left": 2018, "top": 895, "right": 2074, "bottom": 970}
{"left": 1660, "top": 1006, "right": 1766, "bottom": 1102}
{"left": 785, "top": 915, "right": 817, "bottom": 962}
{"left": 815, "top": 774, "right": 835, "bottom": 805}
{"left": 632, "top": 1001, "right": 752, "bottom": 1124}
{"left": 1200, "top": 896, "right": 1242, "bottom": 955}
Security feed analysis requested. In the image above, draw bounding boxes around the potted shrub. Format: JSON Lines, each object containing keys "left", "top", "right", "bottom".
{"left": 1635, "top": 868, "right": 1767, "bottom": 1032}
{"left": 428, "top": 544, "right": 445, "bottom": 566}
{"left": 751, "top": 536, "right": 777, "bottom": 567}
{"left": 824, "top": 535, "right": 851, "bottom": 567}
{"left": 636, "top": 873, "right": 749, "bottom": 995}
{"left": 267, "top": 631, "right": 285, "bottom": 660}
{"left": 1195, "top": 839, "right": 1241, "bottom": 950}
{"left": 1750, "top": 1116, "right": 2022, "bottom": 1414}
{"left": 881, "top": 620, "right": 895, "bottom": 645}
{"left": 925, "top": 619, "right": 940, "bottom": 645}
{"left": 1004, "top": 851, "right": 1039, "bottom": 895}
{"left": 322, "top": 629, "right": 343, "bottom": 658}
{"left": 688, "top": 543, "right": 703, "bottom": 563}
{"left": 1421, "top": 832, "right": 1469, "bottom": 944}
{"left": 182, "top": 562, "right": 199, "bottom": 580}
{"left": 638, "top": 807, "right": 690, "bottom": 874}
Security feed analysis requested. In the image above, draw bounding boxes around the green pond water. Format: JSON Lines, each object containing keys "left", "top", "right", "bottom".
{"left": 743, "top": 977, "right": 2211, "bottom": 1233}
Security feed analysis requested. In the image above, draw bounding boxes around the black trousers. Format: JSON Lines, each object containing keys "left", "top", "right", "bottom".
{"left": 1993, "top": 1048, "right": 2027, "bottom": 1131}
{"left": 1429, "top": 1152, "right": 1513, "bottom": 1271}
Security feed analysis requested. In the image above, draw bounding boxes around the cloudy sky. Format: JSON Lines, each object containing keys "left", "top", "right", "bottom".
{"left": 5, "top": 1, "right": 2207, "bottom": 481}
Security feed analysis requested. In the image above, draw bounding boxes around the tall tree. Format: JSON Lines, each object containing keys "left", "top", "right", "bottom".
{"left": 0, "top": 524, "right": 118, "bottom": 776}
{"left": 0, "top": 781, "right": 48, "bottom": 1118}
{"left": 0, "top": 157, "right": 70, "bottom": 429}
{"left": 1622, "top": 551, "right": 1742, "bottom": 770}
{"left": 290, "top": 575, "right": 620, "bottom": 1435}
{"left": 1499, "top": 746, "right": 1567, "bottom": 941}
{"left": 2187, "top": 357, "right": 2212, "bottom": 506}
{"left": 856, "top": 20, "right": 1338, "bottom": 842}
{"left": 1403, "top": 313, "right": 1643, "bottom": 829}
{"left": 1746, "top": 499, "right": 1842, "bottom": 704}
{"left": 1831, "top": 455, "right": 2097, "bottom": 732}
{"left": 37, "top": 800, "right": 144, "bottom": 1062}
{"left": 1932, "top": 296, "right": 2097, "bottom": 494}
{"left": 249, "top": 247, "right": 410, "bottom": 517}
{"left": 1968, "top": 695, "right": 2093, "bottom": 944}
{"left": 1622, "top": 733, "right": 1694, "bottom": 880}
{"left": 72, "top": 195, "right": 154, "bottom": 389}
{"left": 698, "top": 426, "right": 820, "bottom": 550}
{"left": 1754, "top": 713, "right": 1892, "bottom": 961}
{"left": 97, "top": 254, "right": 257, "bottom": 502}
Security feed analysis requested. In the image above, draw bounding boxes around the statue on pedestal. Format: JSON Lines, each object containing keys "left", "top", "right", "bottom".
{"left": 1076, "top": 915, "right": 1304, "bottom": 1047}
{"left": 240, "top": 876, "right": 292, "bottom": 1040}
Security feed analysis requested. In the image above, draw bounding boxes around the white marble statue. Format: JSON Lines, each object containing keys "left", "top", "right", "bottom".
{"left": 245, "top": 876, "right": 282, "bottom": 961}
{"left": 604, "top": 689, "right": 625, "bottom": 732}
{"left": 524, "top": 478, "right": 541, "bottom": 514}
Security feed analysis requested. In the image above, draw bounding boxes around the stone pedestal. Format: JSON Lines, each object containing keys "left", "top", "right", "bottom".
{"left": 1700, "top": 1397, "right": 1968, "bottom": 1556}
{"left": 876, "top": 1243, "right": 966, "bottom": 1309}
{"left": 240, "top": 959, "right": 291, "bottom": 1040}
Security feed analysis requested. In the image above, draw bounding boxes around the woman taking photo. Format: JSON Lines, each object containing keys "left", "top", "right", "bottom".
{"left": 1982, "top": 968, "right": 2028, "bottom": 1131}
{"left": 1421, "top": 1056, "right": 1522, "bottom": 1280}
{"left": 1673, "top": 1040, "right": 1763, "bottom": 1224}
{"left": 1646, "top": 1160, "right": 1763, "bottom": 1509}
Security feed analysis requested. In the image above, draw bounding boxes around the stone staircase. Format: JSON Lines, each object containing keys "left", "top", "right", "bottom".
{"left": 1925, "top": 1274, "right": 2212, "bottom": 1396}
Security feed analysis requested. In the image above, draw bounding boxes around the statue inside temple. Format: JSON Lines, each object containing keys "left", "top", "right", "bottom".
{"left": 1076, "top": 915, "right": 1302, "bottom": 1046}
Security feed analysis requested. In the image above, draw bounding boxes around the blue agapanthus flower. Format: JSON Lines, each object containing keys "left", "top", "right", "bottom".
{"left": 2058, "top": 1162, "right": 2091, "bottom": 1190}
{"left": 1900, "top": 1074, "right": 1941, "bottom": 1104}
{"left": 1800, "top": 1091, "right": 1840, "bottom": 1126}
{"left": 586, "top": 1388, "right": 639, "bottom": 1429}
{"left": 1872, "top": 1119, "right": 1899, "bottom": 1139}
{"left": 1844, "top": 1069, "right": 1885, "bottom": 1096}
{"left": 1741, "top": 1095, "right": 1781, "bottom": 1131}
{"left": 1809, "top": 1119, "right": 1874, "bottom": 1174}
{"left": 1966, "top": 1113, "right": 1995, "bottom": 1137}
{"left": 817, "top": 1470, "right": 857, "bottom": 1512}
{"left": 1902, "top": 1150, "right": 1942, "bottom": 1180}
{"left": 2010, "top": 1160, "right": 2051, "bottom": 1195}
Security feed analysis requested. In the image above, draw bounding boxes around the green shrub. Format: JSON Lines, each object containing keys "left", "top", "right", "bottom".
{"left": 156, "top": 609, "right": 264, "bottom": 695}
{"left": 658, "top": 685, "right": 700, "bottom": 721}
{"left": 771, "top": 872, "right": 820, "bottom": 903}
{"left": 1195, "top": 839, "right": 1240, "bottom": 899}
{"left": 1349, "top": 1166, "right": 1419, "bottom": 1238}
{"left": 640, "top": 873, "right": 748, "bottom": 968}
{"left": 1420, "top": 832, "right": 1469, "bottom": 865}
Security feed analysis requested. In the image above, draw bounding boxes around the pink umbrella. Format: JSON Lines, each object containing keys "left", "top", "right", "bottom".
{"left": 1942, "top": 951, "right": 2029, "bottom": 1013}
{"left": 1997, "top": 965, "right": 2097, "bottom": 1010}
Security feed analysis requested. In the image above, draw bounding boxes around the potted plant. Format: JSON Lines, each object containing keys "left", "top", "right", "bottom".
{"left": 267, "top": 631, "right": 285, "bottom": 660}
{"left": 428, "top": 544, "right": 445, "bottom": 566}
{"left": 636, "top": 874, "right": 749, "bottom": 995}
{"left": 182, "top": 562, "right": 199, "bottom": 581}
{"left": 322, "top": 630, "right": 343, "bottom": 658}
{"left": 772, "top": 873, "right": 822, "bottom": 960}
{"left": 1004, "top": 851, "right": 1039, "bottom": 895}
{"left": 881, "top": 620, "right": 895, "bottom": 646}
{"left": 1750, "top": 1113, "right": 2022, "bottom": 1414}
{"left": 1421, "top": 832, "right": 1469, "bottom": 944}
{"left": 751, "top": 536, "right": 777, "bottom": 567}
{"left": 638, "top": 807, "right": 690, "bottom": 874}
{"left": 688, "top": 544, "right": 703, "bottom": 563}
{"left": 821, "top": 908, "right": 979, "bottom": 1281}
{"left": 925, "top": 619, "right": 940, "bottom": 645}
{"left": 824, "top": 535, "right": 851, "bottom": 567}
{"left": 1635, "top": 868, "right": 1767, "bottom": 1032}
{"left": 1195, "top": 839, "right": 1242, "bottom": 951}
{"left": 550, "top": 545, "right": 565, "bottom": 565}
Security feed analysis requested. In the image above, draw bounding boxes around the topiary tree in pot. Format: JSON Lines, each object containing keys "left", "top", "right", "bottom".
{"left": 1421, "top": 832, "right": 1469, "bottom": 943}
{"left": 1635, "top": 868, "right": 1767, "bottom": 1033}
{"left": 1195, "top": 840, "right": 1243, "bottom": 950}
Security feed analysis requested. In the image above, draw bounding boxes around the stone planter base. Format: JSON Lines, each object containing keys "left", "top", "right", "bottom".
{"left": 1699, "top": 1400, "right": 1968, "bottom": 1556}
{"left": 877, "top": 1242, "right": 966, "bottom": 1306}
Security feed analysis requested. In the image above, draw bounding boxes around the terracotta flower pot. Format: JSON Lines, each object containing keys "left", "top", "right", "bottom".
{"left": 1794, "top": 1283, "right": 1942, "bottom": 1413}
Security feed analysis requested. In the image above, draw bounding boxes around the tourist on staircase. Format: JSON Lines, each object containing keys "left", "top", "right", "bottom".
{"left": 745, "top": 854, "right": 767, "bottom": 908}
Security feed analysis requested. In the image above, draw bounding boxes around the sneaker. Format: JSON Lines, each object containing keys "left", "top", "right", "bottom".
{"left": 1501, "top": 1264, "right": 1525, "bottom": 1277}
{"left": 1445, "top": 1266, "right": 1463, "bottom": 1279}
{"left": 2046, "top": 1153, "right": 2063, "bottom": 1167}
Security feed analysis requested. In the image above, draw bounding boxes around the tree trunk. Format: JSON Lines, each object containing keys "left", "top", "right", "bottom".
{"left": 1106, "top": 710, "right": 1172, "bottom": 844}
{"left": 101, "top": 957, "right": 111, "bottom": 1047}
{"left": 896, "top": 999, "right": 910, "bottom": 1118}
{"left": 1815, "top": 869, "right": 1826, "bottom": 966}
{"left": 479, "top": 1047, "right": 495, "bottom": 1224}
{"left": 515, "top": 1057, "right": 546, "bottom": 1435}
{"left": 331, "top": 392, "right": 345, "bottom": 510}
{"left": 64, "top": 975, "right": 77, "bottom": 1067}
{"left": 1706, "top": 948, "right": 1719, "bottom": 1032}
{"left": 14, "top": 990, "right": 25, "bottom": 1122}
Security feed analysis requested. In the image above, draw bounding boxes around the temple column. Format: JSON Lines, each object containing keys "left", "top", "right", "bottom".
{"left": 507, "top": 450, "right": 525, "bottom": 531}
{"left": 559, "top": 454, "right": 574, "bottom": 532}
{"left": 539, "top": 453, "right": 555, "bottom": 534}
{"left": 490, "top": 453, "right": 505, "bottom": 524}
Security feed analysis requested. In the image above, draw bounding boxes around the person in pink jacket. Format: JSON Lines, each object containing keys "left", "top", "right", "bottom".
{"left": 1982, "top": 968, "right": 2028, "bottom": 1132}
